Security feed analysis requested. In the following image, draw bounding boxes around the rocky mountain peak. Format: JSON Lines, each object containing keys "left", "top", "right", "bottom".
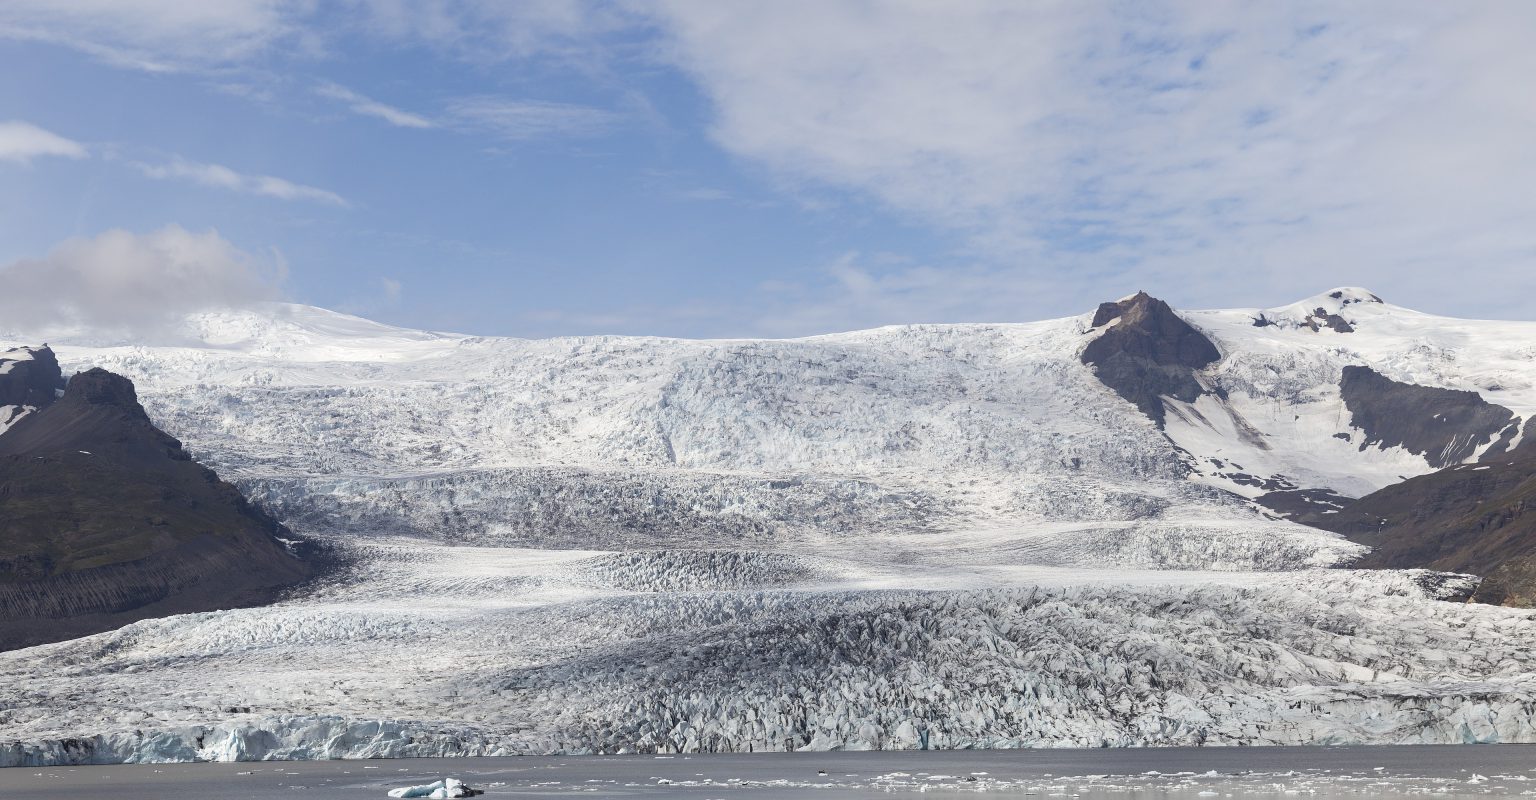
{"left": 0, "top": 352, "right": 321, "bottom": 651}
{"left": 63, "top": 367, "right": 144, "bottom": 412}
{"left": 1081, "top": 291, "right": 1221, "bottom": 427}
{"left": 0, "top": 364, "right": 184, "bottom": 461}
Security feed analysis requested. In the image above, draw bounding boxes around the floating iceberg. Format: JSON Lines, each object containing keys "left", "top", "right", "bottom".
{"left": 387, "top": 777, "right": 478, "bottom": 798}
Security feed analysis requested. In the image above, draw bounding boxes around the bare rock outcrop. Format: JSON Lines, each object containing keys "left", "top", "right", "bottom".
{"left": 0, "top": 363, "right": 323, "bottom": 650}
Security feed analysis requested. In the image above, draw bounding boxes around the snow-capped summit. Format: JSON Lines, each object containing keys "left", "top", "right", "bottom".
{"left": 1315, "top": 286, "right": 1385, "bottom": 306}
{"left": 177, "top": 303, "right": 464, "bottom": 361}
{"left": 1249, "top": 287, "right": 1391, "bottom": 333}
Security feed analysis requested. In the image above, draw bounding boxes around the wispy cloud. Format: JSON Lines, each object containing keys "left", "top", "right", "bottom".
{"left": 134, "top": 157, "right": 348, "bottom": 206}
{"left": 314, "top": 80, "right": 616, "bottom": 143}
{"left": 0, "top": 1, "right": 625, "bottom": 73}
{"left": 0, "top": 0, "right": 302, "bottom": 72}
{"left": 336, "top": 275, "right": 406, "bottom": 318}
{"left": 676, "top": 187, "right": 732, "bottom": 202}
{"left": 445, "top": 96, "right": 616, "bottom": 140}
{"left": 315, "top": 81, "right": 435, "bottom": 129}
{"left": 0, "top": 120, "right": 87, "bottom": 164}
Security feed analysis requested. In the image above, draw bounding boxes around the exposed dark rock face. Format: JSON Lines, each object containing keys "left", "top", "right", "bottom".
{"left": 1302, "top": 308, "right": 1354, "bottom": 333}
{"left": 1328, "top": 288, "right": 1383, "bottom": 304}
{"left": 0, "top": 366, "right": 323, "bottom": 651}
{"left": 1293, "top": 368, "right": 1535, "bottom": 602}
{"left": 1339, "top": 365, "right": 1517, "bottom": 468}
{"left": 1316, "top": 445, "right": 1536, "bottom": 607}
{"left": 1252, "top": 306, "right": 1356, "bottom": 333}
{"left": 1476, "top": 555, "right": 1536, "bottom": 607}
{"left": 1081, "top": 291, "right": 1221, "bottom": 427}
{"left": 0, "top": 345, "right": 64, "bottom": 410}
{"left": 1253, "top": 487, "right": 1353, "bottom": 520}
{"left": 1251, "top": 289, "right": 1382, "bottom": 332}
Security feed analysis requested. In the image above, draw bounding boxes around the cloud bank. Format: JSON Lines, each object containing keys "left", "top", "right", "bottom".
{"left": 6, "top": 2, "right": 1535, "bottom": 334}
{"left": 651, "top": 1, "right": 1536, "bottom": 320}
{"left": 0, "top": 226, "right": 284, "bottom": 340}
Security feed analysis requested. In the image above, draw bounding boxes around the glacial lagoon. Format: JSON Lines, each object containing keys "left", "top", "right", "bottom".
{"left": 5, "top": 745, "right": 1536, "bottom": 799}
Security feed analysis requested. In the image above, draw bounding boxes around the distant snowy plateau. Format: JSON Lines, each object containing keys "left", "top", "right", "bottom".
{"left": 4, "top": 287, "right": 1536, "bottom": 765}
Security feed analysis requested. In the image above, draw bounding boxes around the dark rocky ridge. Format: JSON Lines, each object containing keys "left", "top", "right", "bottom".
{"left": 1316, "top": 440, "right": 1536, "bottom": 607}
{"left": 0, "top": 345, "right": 65, "bottom": 410}
{"left": 1263, "top": 365, "right": 1535, "bottom": 604}
{"left": 1081, "top": 291, "right": 1222, "bottom": 427}
{"left": 1340, "top": 365, "right": 1519, "bottom": 468}
{"left": 0, "top": 364, "right": 323, "bottom": 651}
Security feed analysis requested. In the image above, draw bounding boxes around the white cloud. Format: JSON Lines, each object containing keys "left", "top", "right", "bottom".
{"left": 446, "top": 97, "right": 615, "bottom": 140}
{"left": 315, "top": 81, "right": 436, "bottom": 129}
{"left": 650, "top": 1, "right": 1536, "bottom": 320}
{"left": 0, "top": 225, "right": 283, "bottom": 339}
{"left": 135, "top": 157, "right": 348, "bottom": 206}
{"left": 0, "top": 121, "right": 87, "bottom": 164}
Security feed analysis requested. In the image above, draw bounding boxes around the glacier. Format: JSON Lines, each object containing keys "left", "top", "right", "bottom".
{"left": 3, "top": 290, "right": 1536, "bottom": 764}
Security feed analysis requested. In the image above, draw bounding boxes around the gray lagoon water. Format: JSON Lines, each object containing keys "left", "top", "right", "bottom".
{"left": 4, "top": 746, "right": 1536, "bottom": 800}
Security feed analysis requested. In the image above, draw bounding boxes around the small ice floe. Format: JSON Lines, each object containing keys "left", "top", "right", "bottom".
{"left": 386, "top": 777, "right": 481, "bottom": 798}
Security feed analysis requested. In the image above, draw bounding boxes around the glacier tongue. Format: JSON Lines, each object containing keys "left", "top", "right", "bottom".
{"left": 1, "top": 297, "right": 1535, "bottom": 761}
{"left": 1, "top": 555, "right": 1533, "bottom": 766}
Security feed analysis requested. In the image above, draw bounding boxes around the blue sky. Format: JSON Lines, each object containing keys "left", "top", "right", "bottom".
{"left": 2, "top": 2, "right": 1534, "bottom": 339}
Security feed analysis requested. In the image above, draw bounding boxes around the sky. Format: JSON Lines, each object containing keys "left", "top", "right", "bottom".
{"left": 1, "top": 1, "right": 1534, "bottom": 340}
